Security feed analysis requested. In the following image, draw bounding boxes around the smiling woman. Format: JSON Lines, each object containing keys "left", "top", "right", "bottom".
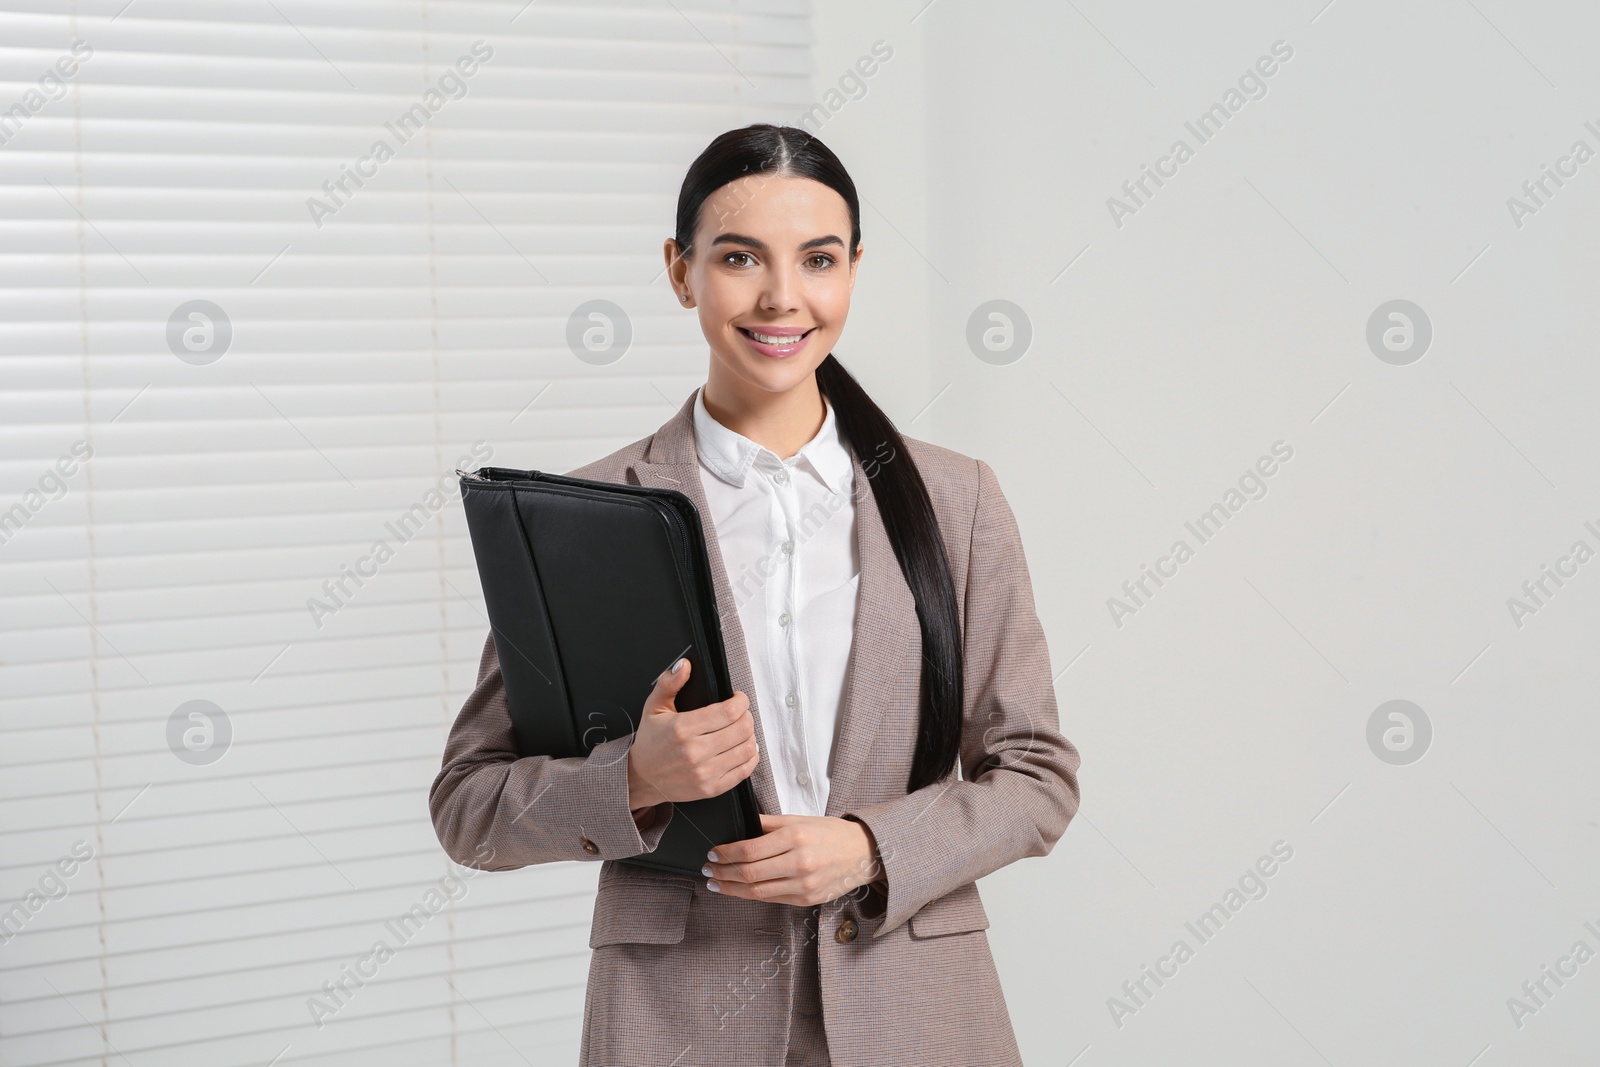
{"left": 428, "top": 123, "right": 1081, "bottom": 1067}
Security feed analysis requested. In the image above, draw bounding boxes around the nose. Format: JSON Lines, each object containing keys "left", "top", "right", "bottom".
{"left": 759, "top": 263, "right": 799, "bottom": 313}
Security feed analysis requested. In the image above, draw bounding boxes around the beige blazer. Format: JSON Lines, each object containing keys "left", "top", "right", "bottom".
{"left": 429, "top": 391, "right": 1082, "bottom": 1066}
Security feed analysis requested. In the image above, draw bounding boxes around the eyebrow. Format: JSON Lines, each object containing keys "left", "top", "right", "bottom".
{"left": 710, "top": 232, "right": 846, "bottom": 253}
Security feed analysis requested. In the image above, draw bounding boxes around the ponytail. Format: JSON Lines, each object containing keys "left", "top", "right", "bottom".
{"left": 815, "top": 354, "right": 964, "bottom": 791}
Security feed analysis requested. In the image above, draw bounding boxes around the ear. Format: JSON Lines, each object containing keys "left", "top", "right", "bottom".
{"left": 663, "top": 238, "right": 692, "bottom": 304}
{"left": 848, "top": 242, "right": 864, "bottom": 288}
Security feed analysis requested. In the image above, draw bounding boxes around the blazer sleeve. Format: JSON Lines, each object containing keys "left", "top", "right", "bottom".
{"left": 840, "top": 458, "right": 1082, "bottom": 937}
{"left": 428, "top": 632, "right": 676, "bottom": 870}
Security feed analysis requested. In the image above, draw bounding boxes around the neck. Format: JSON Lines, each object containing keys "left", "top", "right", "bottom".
{"left": 701, "top": 369, "right": 826, "bottom": 460}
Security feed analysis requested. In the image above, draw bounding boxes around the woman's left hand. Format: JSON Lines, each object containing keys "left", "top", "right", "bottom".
{"left": 703, "top": 813, "right": 883, "bottom": 906}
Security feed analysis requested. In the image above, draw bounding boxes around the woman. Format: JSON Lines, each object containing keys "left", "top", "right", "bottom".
{"left": 429, "top": 124, "right": 1081, "bottom": 1067}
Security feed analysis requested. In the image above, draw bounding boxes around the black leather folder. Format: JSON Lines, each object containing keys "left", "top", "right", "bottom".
{"left": 458, "top": 465, "right": 762, "bottom": 879}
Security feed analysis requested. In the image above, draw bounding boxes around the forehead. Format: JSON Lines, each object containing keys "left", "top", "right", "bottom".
{"left": 698, "top": 174, "right": 851, "bottom": 241}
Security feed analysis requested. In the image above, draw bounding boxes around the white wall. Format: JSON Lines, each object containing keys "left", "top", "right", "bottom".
{"left": 814, "top": 0, "right": 1600, "bottom": 1063}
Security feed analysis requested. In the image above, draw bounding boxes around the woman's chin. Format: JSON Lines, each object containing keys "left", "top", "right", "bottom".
{"left": 718, "top": 349, "right": 828, "bottom": 395}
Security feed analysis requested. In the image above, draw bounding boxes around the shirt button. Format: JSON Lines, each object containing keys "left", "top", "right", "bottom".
{"left": 781, "top": 540, "right": 794, "bottom": 555}
{"left": 785, "top": 692, "right": 797, "bottom": 707}
{"left": 580, "top": 838, "right": 599, "bottom": 856}
{"left": 774, "top": 470, "right": 789, "bottom": 485}
{"left": 797, "top": 770, "right": 811, "bottom": 786}
{"left": 836, "top": 918, "right": 859, "bottom": 943}
{"left": 778, "top": 612, "right": 791, "bottom": 627}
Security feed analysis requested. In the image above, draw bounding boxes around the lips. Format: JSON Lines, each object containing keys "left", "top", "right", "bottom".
{"left": 736, "top": 326, "right": 817, "bottom": 357}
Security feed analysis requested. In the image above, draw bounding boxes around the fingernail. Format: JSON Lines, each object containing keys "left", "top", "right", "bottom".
{"left": 706, "top": 850, "right": 718, "bottom": 862}
{"left": 707, "top": 880, "right": 721, "bottom": 893}
{"left": 671, "top": 658, "right": 685, "bottom": 674}
{"left": 701, "top": 865, "right": 713, "bottom": 878}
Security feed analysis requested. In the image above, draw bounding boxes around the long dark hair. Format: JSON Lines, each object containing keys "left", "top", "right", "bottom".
{"left": 674, "top": 124, "right": 963, "bottom": 794}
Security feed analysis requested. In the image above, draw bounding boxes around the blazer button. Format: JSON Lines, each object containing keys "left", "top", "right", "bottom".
{"left": 835, "top": 918, "right": 859, "bottom": 943}
{"left": 581, "top": 838, "right": 599, "bottom": 856}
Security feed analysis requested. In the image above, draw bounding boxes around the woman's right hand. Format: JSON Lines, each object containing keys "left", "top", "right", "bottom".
{"left": 626, "top": 658, "right": 759, "bottom": 813}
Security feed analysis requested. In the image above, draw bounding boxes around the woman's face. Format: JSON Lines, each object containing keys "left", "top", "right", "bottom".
{"left": 665, "top": 174, "right": 861, "bottom": 401}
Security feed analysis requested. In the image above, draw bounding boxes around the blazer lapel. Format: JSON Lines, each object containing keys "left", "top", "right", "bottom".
{"left": 628, "top": 390, "right": 915, "bottom": 824}
{"left": 629, "top": 392, "right": 783, "bottom": 821}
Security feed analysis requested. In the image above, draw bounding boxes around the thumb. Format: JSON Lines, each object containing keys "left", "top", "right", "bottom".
{"left": 646, "top": 656, "right": 692, "bottom": 713}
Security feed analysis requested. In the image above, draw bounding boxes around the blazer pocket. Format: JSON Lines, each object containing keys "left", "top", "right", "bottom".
{"left": 907, "top": 885, "right": 991, "bottom": 939}
{"left": 588, "top": 879, "right": 695, "bottom": 948}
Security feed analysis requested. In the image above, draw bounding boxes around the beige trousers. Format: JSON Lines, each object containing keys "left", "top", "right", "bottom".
{"left": 784, "top": 906, "right": 830, "bottom": 1067}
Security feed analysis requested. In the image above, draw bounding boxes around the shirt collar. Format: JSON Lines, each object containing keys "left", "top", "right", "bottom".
{"left": 692, "top": 386, "right": 854, "bottom": 494}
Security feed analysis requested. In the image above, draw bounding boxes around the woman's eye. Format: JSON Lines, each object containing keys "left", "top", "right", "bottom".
{"left": 806, "top": 254, "right": 835, "bottom": 270}
{"left": 724, "top": 252, "right": 755, "bottom": 268}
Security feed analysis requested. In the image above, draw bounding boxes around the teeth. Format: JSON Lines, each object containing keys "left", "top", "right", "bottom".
{"left": 748, "top": 330, "right": 807, "bottom": 346}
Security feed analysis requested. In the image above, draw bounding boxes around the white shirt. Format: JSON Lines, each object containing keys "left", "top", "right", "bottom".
{"left": 692, "top": 386, "right": 859, "bottom": 817}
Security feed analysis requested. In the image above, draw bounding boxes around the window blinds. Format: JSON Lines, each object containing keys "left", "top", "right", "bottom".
{"left": 0, "top": 2, "right": 813, "bottom": 1063}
